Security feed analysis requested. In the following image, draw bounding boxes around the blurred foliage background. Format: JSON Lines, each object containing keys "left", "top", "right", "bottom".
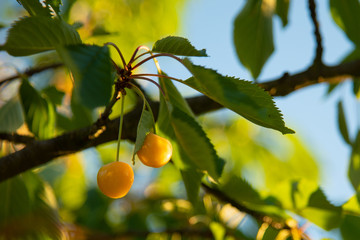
{"left": 0, "top": 0, "right": 345, "bottom": 239}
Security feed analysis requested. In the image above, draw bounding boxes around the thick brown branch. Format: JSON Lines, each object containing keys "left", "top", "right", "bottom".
{"left": 0, "top": 133, "right": 35, "bottom": 144}
{"left": 0, "top": 95, "right": 222, "bottom": 182}
{"left": 260, "top": 59, "right": 360, "bottom": 96}
{"left": 2, "top": 59, "right": 360, "bottom": 180}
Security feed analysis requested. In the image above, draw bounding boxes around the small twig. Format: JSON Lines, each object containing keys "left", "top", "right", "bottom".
{"left": 132, "top": 53, "right": 184, "bottom": 70}
{"left": 201, "top": 183, "right": 290, "bottom": 230}
{"left": 130, "top": 76, "right": 165, "bottom": 96}
{"left": 0, "top": 133, "right": 35, "bottom": 144}
{"left": 308, "top": 0, "right": 323, "bottom": 66}
{"left": 0, "top": 63, "right": 63, "bottom": 87}
{"left": 104, "top": 42, "right": 127, "bottom": 70}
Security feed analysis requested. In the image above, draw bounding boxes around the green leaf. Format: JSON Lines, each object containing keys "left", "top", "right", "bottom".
{"left": 301, "top": 188, "right": 342, "bottom": 230}
{"left": 1, "top": 16, "right": 81, "bottom": 56}
{"left": 262, "top": 226, "right": 280, "bottom": 240}
{"left": 349, "top": 131, "right": 360, "bottom": 191}
{"left": 133, "top": 110, "right": 154, "bottom": 156}
{"left": 341, "top": 215, "right": 360, "bottom": 240}
{"left": 330, "top": 0, "right": 360, "bottom": 46}
{"left": 157, "top": 87, "right": 204, "bottom": 205}
{"left": 42, "top": 86, "right": 65, "bottom": 105}
{"left": 0, "top": 172, "right": 61, "bottom": 239}
{"left": 152, "top": 36, "right": 207, "bottom": 57}
{"left": 58, "top": 44, "right": 112, "bottom": 109}
{"left": 276, "top": 0, "right": 290, "bottom": 27}
{"left": 209, "top": 222, "right": 226, "bottom": 240}
{"left": 16, "top": 0, "right": 52, "bottom": 17}
{"left": 233, "top": 0, "right": 275, "bottom": 78}
{"left": 0, "top": 97, "right": 24, "bottom": 132}
{"left": 170, "top": 107, "right": 224, "bottom": 179}
{"left": 19, "top": 80, "right": 56, "bottom": 139}
{"left": 353, "top": 78, "right": 360, "bottom": 97}
{"left": 220, "top": 175, "right": 263, "bottom": 205}
{"left": 182, "top": 59, "right": 294, "bottom": 134}
{"left": 337, "top": 100, "right": 351, "bottom": 145}
{"left": 160, "top": 77, "right": 224, "bottom": 179}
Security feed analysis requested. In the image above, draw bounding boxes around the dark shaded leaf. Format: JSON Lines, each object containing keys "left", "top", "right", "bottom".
{"left": 233, "top": 0, "right": 274, "bottom": 78}
{"left": 0, "top": 16, "right": 81, "bottom": 56}
{"left": 0, "top": 172, "right": 62, "bottom": 239}
{"left": 58, "top": 44, "right": 112, "bottom": 109}
{"left": 152, "top": 36, "right": 207, "bottom": 57}
{"left": 301, "top": 188, "right": 342, "bottom": 230}
{"left": 182, "top": 59, "right": 294, "bottom": 134}
{"left": 16, "top": 0, "right": 52, "bottom": 17}
{"left": 0, "top": 97, "right": 24, "bottom": 132}
{"left": 330, "top": 0, "right": 360, "bottom": 46}
{"left": 42, "top": 86, "right": 65, "bottom": 105}
{"left": 337, "top": 100, "right": 351, "bottom": 145}
{"left": 349, "top": 131, "right": 360, "bottom": 191}
{"left": 276, "top": 0, "right": 290, "bottom": 27}
{"left": 19, "top": 80, "right": 55, "bottom": 139}
{"left": 341, "top": 214, "right": 360, "bottom": 240}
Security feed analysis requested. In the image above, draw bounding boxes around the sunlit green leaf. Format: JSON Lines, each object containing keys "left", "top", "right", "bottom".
{"left": 0, "top": 97, "right": 24, "bottom": 132}
{"left": 209, "top": 222, "right": 226, "bottom": 240}
{"left": 301, "top": 188, "right": 342, "bottom": 230}
{"left": 152, "top": 36, "right": 207, "bottom": 56}
{"left": 270, "top": 179, "right": 318, "bottom": 210}
{"left": 276, "top": 0, "right": 290, "bottom": 27}
{"left": 233, "top": 0, "right": 275, "bottom": 78}
{"left": 160, "top": 77, "right": 224, "bottom": 180}
{"left": 19, "top": 79, "right": 56, "bottom": 139}
{"left": 182, "top": 59, "right": 294, "bottom": 134}
{"left": 54, "top": 155, "right": 86, "bottom": 211}
{"left": 330, "top": 0, "right": 360, "bottom": 46}
{"left": 220, "top": 175, "right": 263, "bottom": 205}
{"left": 58, "top": 44, "right": 112, "bottom": 109}
{"left": 0, "top": 172, "right": 61, "bottom": 239}
{"left": 0, "top": 16, "right": 81, "bottom": 56}
{"left": 133, "top": 109, "right": 154, "bottom": 156}
{"left": 16, "top": 0, "right": 52, "bottom": 17}
{"left": 341, "top": 214, "right": 360, "bottom": 240}
{"left": 349, "top": 131, "right": 360, "bottom": 191}
{"left": 337, "top": 100, "right": 351, "bottom": 145}
{"left": 157, "top": 86, "right": 204, "bottom": 205}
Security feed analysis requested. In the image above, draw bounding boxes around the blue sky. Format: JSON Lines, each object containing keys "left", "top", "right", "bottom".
{"left": 178, "top": 0, "right": 358, "bottom": 203}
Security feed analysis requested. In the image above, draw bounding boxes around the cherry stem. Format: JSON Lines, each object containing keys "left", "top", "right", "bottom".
{"left": 116, "top": 92, "right": 125, "bottom": 162}
{"left": 110, "top": 58, "right": 122, "bottom": 73}
{"left": 104, "top": 42, "right": 127, "bottom": 70}
{"left": 130, "top": 76, "right": 165, "bottom": 96}
{"left": 132, "top": 73, "right": 183, "bottom": 83}
{"left": 131, "top": 53, "right": 184, "bottom": 71}
{"left": 128, "top": 45, "right": 150, "bottom": 67}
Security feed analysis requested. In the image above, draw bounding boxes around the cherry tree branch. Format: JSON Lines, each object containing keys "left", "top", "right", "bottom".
{"left": 308, "top": 0, "right": 323, "bottom": 66}
{"left": 1, "top": 59, "right": 360, "bottom": 181}
{"left": 0, "top": 62, "right": 63, "bottom": 87}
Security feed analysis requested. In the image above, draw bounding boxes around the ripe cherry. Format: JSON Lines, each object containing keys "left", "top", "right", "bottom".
{"left": 137, "top": 133, "right": 173, "bottom": 168}
{"left": 97, "top": 161, "right": 134, "bottom": 199}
